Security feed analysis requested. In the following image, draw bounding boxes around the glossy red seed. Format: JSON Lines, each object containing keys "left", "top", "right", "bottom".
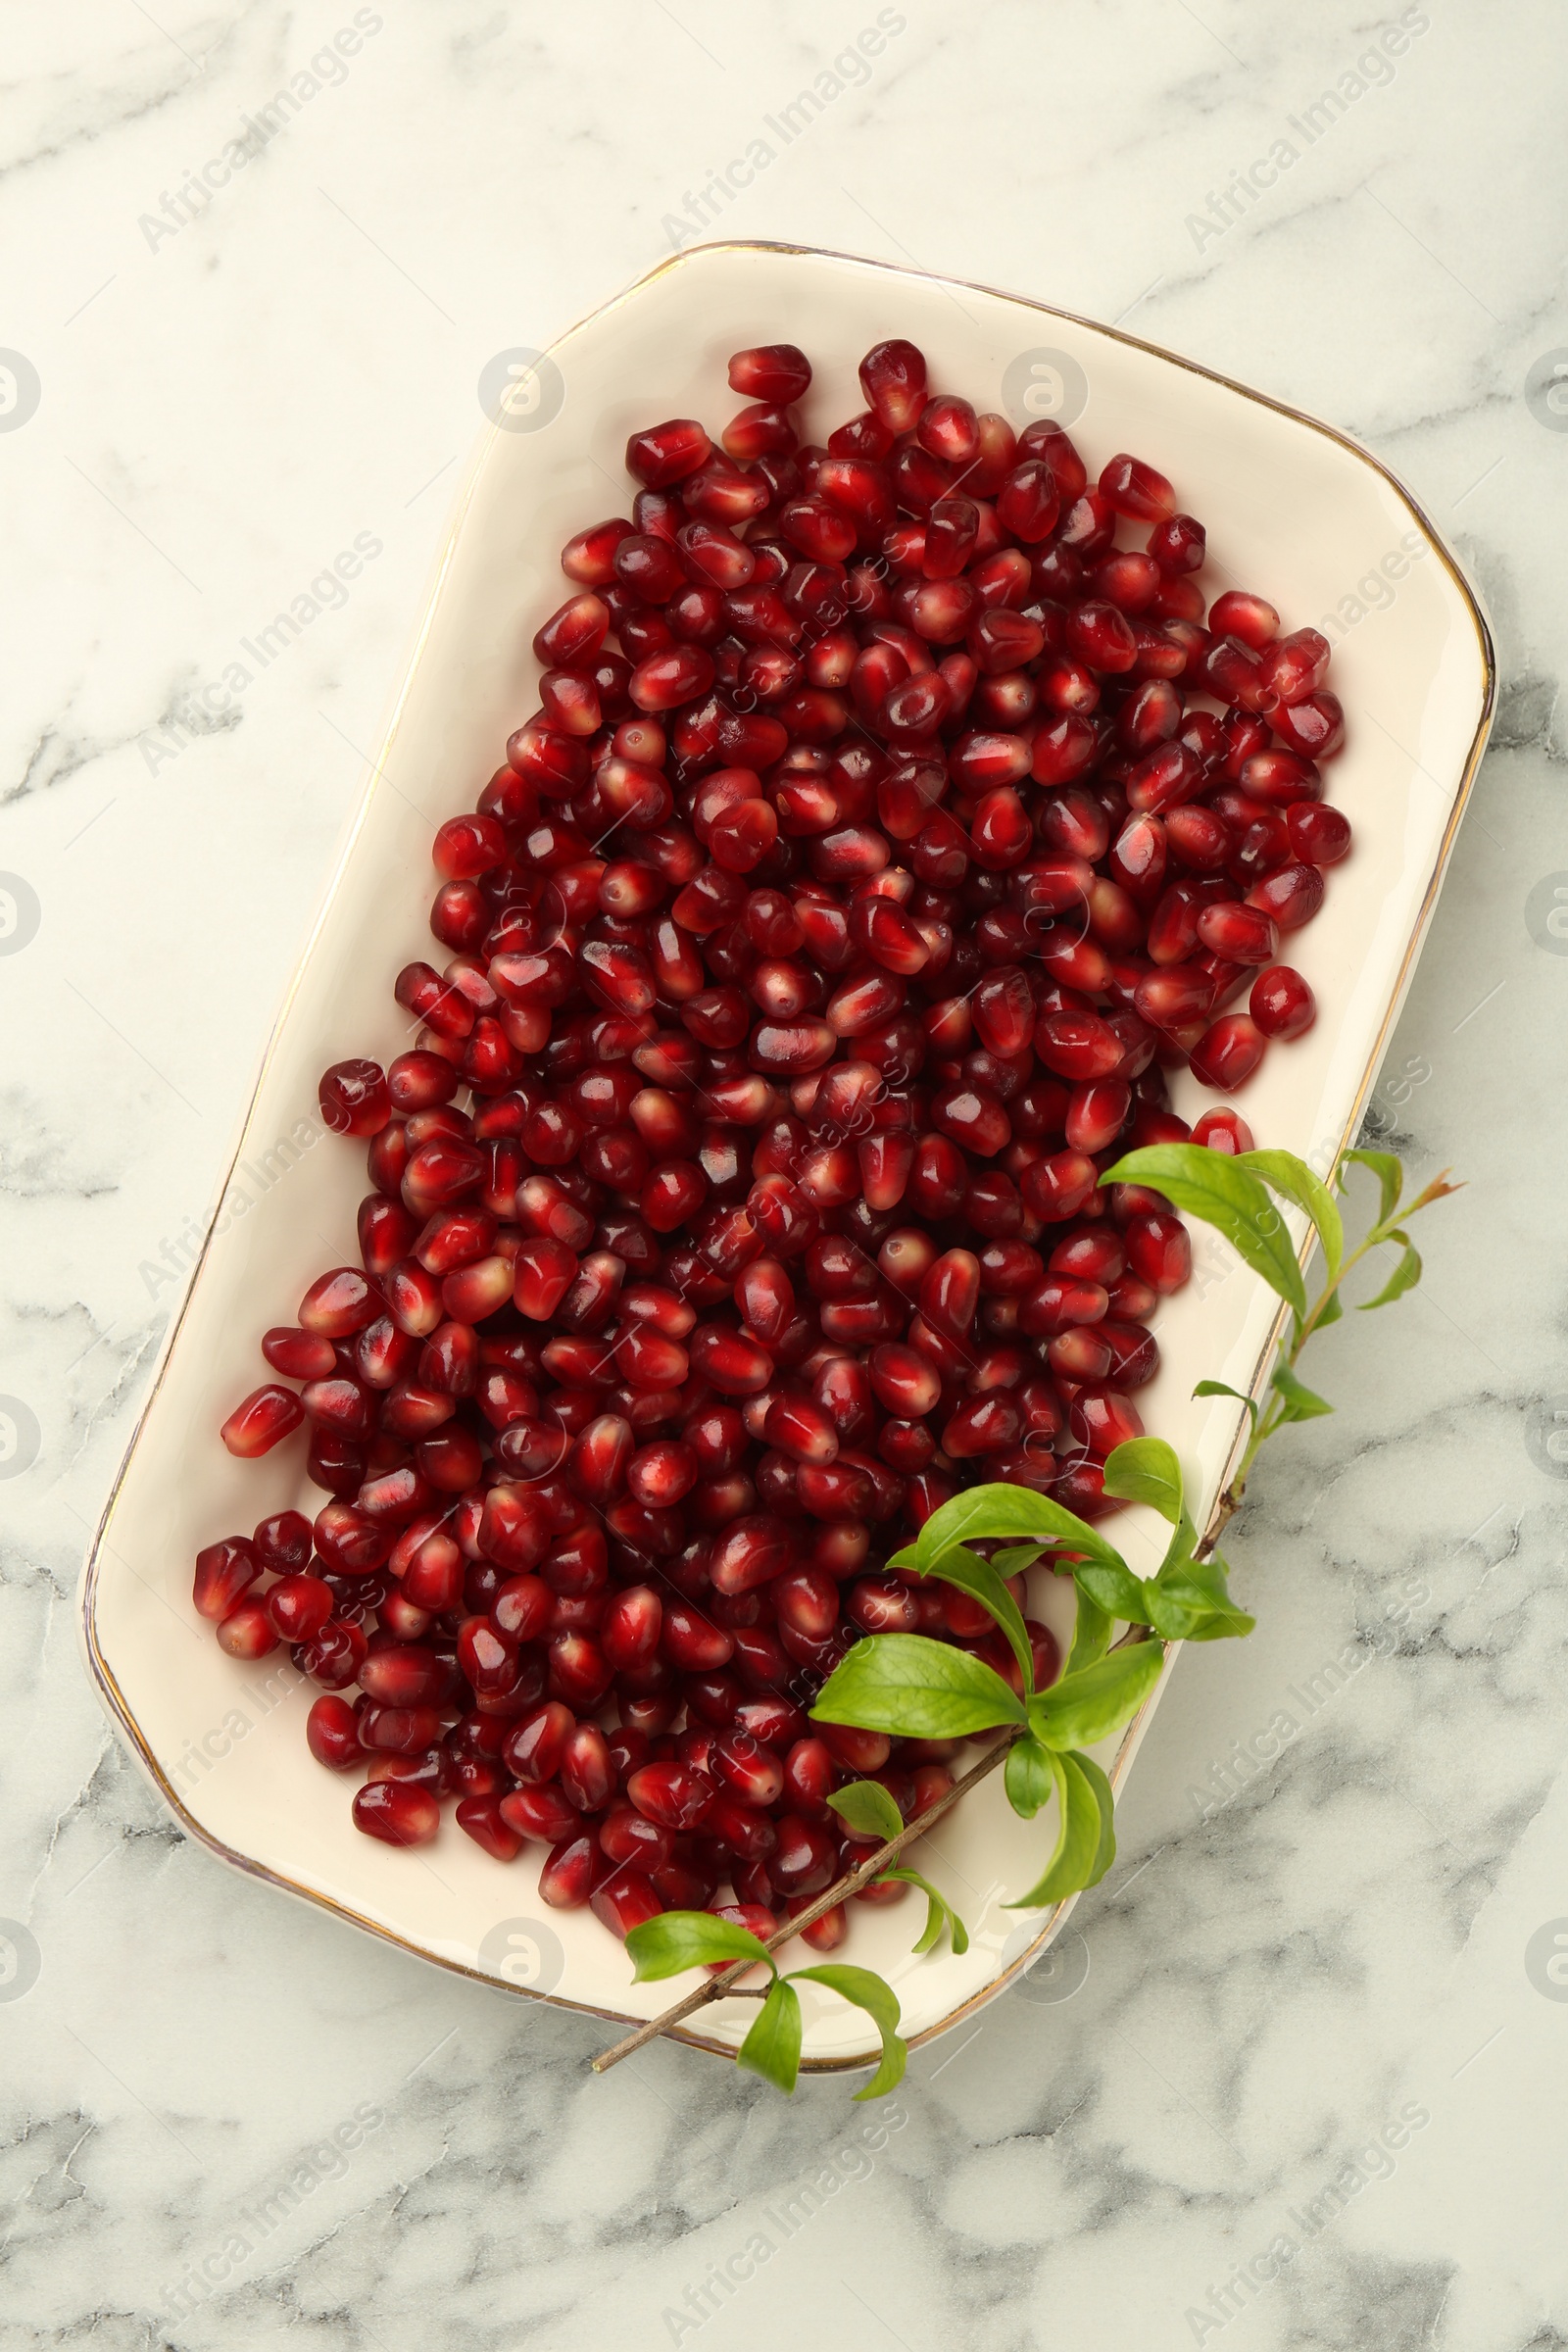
{"left": 220, "top": 1385, "right": 304, "bottom": 1457}
{"left": 1196, "top": 902, "right": 1279, "bottom": 966}
{"left": 729, "top": 344, "right": 811, "bottom": 402}
{"left": 261, "top": 1328, "right": 338, "bottom": 1381}
{"left": 193, "top": 1537, "right": 261, "bottom": 1621}
{"left": 499, "top": 1782, "right": 581, "bottom": 1844}
{"left": 585, "top": 1865, "right": 663, "bottom": 1940}
{"left": 1125, "top": 1212, "right": 1192, "bottom": 1294}
{"left": 1287, "top": 802, "right": 1351, "bottom": 866}
{"left": 1099, "top": 453, "right": 1175, "bottom": 520}
{"left": 858, "top": 339, "right": 927, "bottom": 433}
{"left": 1273, "top": 691, "right": 1346, "bottom": 760}
{"left": 1190, "top": 1013, "right": 1268, "bottom": 1091}
{"left": 766, "top": 1814, "right": 839, "bottom": 1896}
{"left": 1250, "top": 964, "right": 1316, "bottom": 1040}
{"left": 265, "top": 1574, "right": 333, "bottom": 1642}
{"left": 1190, "top": 1108, "right": 1255, "bottom": 1155}
{"left": 352, "top": 1781, "right": 440, "bottom": 1846}
{"left": 306, "top": 1694, "right": 364, "bottom": 1769}
{"left": 538, "top": 1830, "right": 598, "bottom": 1909}
{"left": 1248, "top": 861, "right": 1325, "bottom": 933}
{"left": 625, "top": 417, "right": 710, "bottom": 487}
{"left": 319, "top": 1058, "right": 389, "bottom": 1137}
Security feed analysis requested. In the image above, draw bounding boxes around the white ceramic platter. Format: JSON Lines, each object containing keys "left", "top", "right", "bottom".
{"left": 78, "top": 242, "right": 1494, "bottom": 2073}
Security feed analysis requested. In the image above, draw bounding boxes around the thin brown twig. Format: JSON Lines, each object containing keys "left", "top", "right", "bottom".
{"left": 591, "top": 1726, "right": 1025, "bottom": 2074}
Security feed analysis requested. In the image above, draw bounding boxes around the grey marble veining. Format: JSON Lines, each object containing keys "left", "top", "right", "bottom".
{"left": 3, "top": 2, "right": 1566, "bottom": 2345}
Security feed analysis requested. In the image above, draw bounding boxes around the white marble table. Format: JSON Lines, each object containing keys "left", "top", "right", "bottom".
{"left": 3, "top": 3, "right": 1564, "bottom": 2343}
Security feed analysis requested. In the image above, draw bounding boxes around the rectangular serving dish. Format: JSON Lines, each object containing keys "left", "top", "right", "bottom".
{"left": 77, "top": 241, "right": 1494, "bottom": 2072}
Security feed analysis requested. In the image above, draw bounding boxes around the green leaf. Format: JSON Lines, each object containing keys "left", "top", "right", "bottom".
{"left": 1027, "top": 1637, "right": 1164, "bottom": 1751}
{"left": 1006, "top": 1749, "right": 1109, "bottom": 1907}
{"left": 1314, "top": 1285, "right": 1344, "bottom": 1329}
{"left": 1004, "top": 1735, "right": 1056, "bottom": 1819}
{"left": 790, "top": 1965, "right": 907, "bottom": 2099}
{"left": 917, "top": 1544, "right": 1035, "bottom": 1690}
{"left": 880, "top": 1867, "right": 969, "bottom": 1956}
{"left": 1194, "top": 1377, "right": 1259, "bottom": 1428}
{"left": 1066, "top": 1585, "right": 1112, "bottom": 1674}
{"left": 737, "top": 1978, "right": 802, "bottom": 2094}
{"left": 627, "top": 1909, "right": 776, "bottom": 1984}
{"left": 1359, "top": 1235, "right": 1422, "bottom": 1310}
{"left": 1156, "top": 1505, "right": 1200, "bottom": 1582}
{"left": 1270, "top": 1361, "right": 1334, "bottom": 1422}
{"left": 1072, "top": 1558, "right": 1154, "bottom": 1626}
{"left": 1239, "top": 1148, "right": 1344, "bottom": 1282}
{"left": 1076, "top": 1750, "right": 1118, "bottom": 1886}
{"left": 887, "top": 1481, "right": 1131, "bottom": 1584}
{"left": 1147, "top": 1550, "right": 1255, "bottom": 1642}
{"left": 827, "top": 1779, "right": 905, "bottom": 1844}
{"left": 1341, "top": 1145, "right": 1402, "bottom": 1227}
{"left": 812, "top": 1633, "right": 1026, "bottom": 1740}
{"left": 1101, "top": 1145, "right": 1308, "bottom": 1320}
{"left": 1101, "top": 1436, "right": 1185, "bottom": 1525}
{"left": 992, "top": 1544, "right": 1045, "bottom": 1578}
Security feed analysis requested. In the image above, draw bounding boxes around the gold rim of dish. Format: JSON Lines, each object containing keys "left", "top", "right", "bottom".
{"left": 78, "top": 238, "right": 1497, "bottom": 2073}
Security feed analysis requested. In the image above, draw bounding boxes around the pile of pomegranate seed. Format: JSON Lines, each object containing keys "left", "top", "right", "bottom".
{"left": 201, "top": 337, "right": 1349, "bottom": 1955}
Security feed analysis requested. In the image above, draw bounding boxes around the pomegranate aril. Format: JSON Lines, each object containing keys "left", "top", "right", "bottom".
{"left": 1099, "top": 453, "right": 1175, "bottom": 520}
{"left": 1208, "top": 590, "right": 1279, "bottom": 649}
{"left": 1257, "top": 626, "right": 1331, "bottom": 706}
{"left": 728, "top": 342, "right": 811, "bottom": 402}
{"left": 220, "top": 1385, "right": 304, "bottom": 1458}
{"left": 1250, "top": 964, "right": 1315, "bottom": 1040}
{"left": 859, "top": 339, "right": 927, "bottom": 433}
{"left": 193, "top": 1537, "right": 260, "bottom": 1621}
{"left": 625, "top": 417, "right": 710, "bottom": 488}
{"left": 539, "top": 1831, "right": 599, "bottom": 1909}
{"left": 766, "top": 1814, "right": 839, "bottom": 1896}
{"left": 265, "top": 1574, "right": 333, "bottom": 1642}
{"left": 319, "top": 1058, "right": 389, "bottom": 1137}
{"left": 1288, "top": 802, "right": 1351, "bottom": 866}
{"left": 1196, "top": 902, "right": 1279, "bottom": 966}
{"left": 498, "top": 1783, "right": 581, "bottom": 1845}
{"left": 353, "top": 1782, "right": 439, "bottom": 1847}
{"left": 306, "top": 1694, "right": 364, "bottom": 1769}
{"left": 1248, "top": 861, "right": 1325, "bottom": 933}
{"left": 1273, "top": 690, "right": 1346, "bottom": 761}
{"left": 296, "top": 1619, "right": 367, "bottom": 1690}
{"left": 1190, "top": 1013, "right": 1268, "bottom": 1091}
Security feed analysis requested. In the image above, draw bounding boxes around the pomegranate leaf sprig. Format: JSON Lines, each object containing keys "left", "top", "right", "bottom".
{"left": 1103, "top": 1141, "right": 1462, "bottom": 1509}
{"left": 595, "top": 1144, "right": 1457, "bottom": 2096}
